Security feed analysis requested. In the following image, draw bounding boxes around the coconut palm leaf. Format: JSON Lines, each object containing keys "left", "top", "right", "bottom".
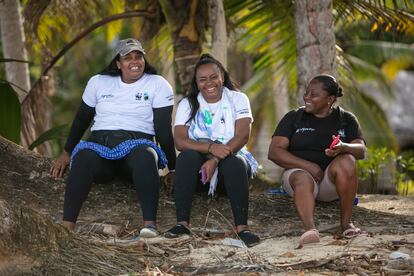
{"left": 342, "top": 90, "right": 398, "bottom": 148}
{"left": 146, "top": 25, "right": 174, "bottom": 73}
{"left": 28, "top": 124, "right": 69, "bottom": 151}
{"left": 335, "top": 0, "right": 414, "bottom": 34}
{"left": 226, "top": 0, "right": 414, "bottom": 147}
{"left": 350, "top": 40, "right": 414, "bottom": 65}
{"left": 342, "top": 53, "right": 393, "bottom": 95}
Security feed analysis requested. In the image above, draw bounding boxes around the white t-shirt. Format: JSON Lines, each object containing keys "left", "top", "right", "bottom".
{"left": 175, "top": 88, "right": 253, "bottom": 141}
{"left": 82, "top": 73, "right": 174, "bottom": 135}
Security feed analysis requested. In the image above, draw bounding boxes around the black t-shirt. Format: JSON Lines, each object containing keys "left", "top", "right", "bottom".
{"left": 272, "top": 107, "right": 363, "bottom": 170}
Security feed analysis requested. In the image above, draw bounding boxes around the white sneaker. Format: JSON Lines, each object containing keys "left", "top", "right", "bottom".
{"left": 139, "top": 225, "right": 159, "bottom": 238}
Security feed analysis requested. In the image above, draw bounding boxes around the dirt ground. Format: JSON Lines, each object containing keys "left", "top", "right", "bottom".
{"left": 357, "top": 194, "right": 414, "bottom": 216}
{"left": 1, "top": 165, "right": 413, "bottom": 275}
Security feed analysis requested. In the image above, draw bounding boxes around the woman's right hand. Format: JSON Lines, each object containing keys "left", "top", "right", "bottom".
{"left": 50, "top": 151, "right": 71, "bottom": 179}
{"left": 201, "top": 159, "right": 219, "bottom": 183}
{"left": 209, "top": 143, "right": 232, "bottom": 159}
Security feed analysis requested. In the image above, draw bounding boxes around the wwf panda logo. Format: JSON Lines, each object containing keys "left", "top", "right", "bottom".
{"left": 135, "top": 92, "right": 149, "bottom": 101}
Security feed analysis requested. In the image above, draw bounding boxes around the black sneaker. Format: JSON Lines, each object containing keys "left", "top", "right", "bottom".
{"left": 237, "top": 230, "right": 260, "bottom": 247}
{"left": 164, "top": 224, "right": 191, "bottom": 238}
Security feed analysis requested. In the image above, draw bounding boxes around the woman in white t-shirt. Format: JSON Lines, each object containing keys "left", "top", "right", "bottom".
{"left": 50, "top": 38, "right": 176, "bottom": 238}
{"left": 164, "top": 54, "right": 260, "bottom": 247}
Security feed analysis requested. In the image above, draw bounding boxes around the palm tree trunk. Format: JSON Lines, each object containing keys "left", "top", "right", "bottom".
{"left": 0, "top": 0, "right": 52, "bottom": 155}
{"left": 0, "top": 0, "right": 31, "bottom": 102}
{"left": 274, "top": 75, "right": 290, "bottom": 122}
{"left": 159, "top": 0, "right": 205, "bottom": 95}
{"left": 208, "top": 0, "right": 227, "bottom": 68}
{"left": 272, "top": 74, "right": 290, "bottom": 180}
{"left": 21, "top": 65, "right": 53, "bottom": 155}
{"left": 294, "top": 0, "right": 336, "bottom": 105}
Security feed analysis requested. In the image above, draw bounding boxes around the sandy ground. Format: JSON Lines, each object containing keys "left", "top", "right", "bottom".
{"left": 358, "top": 194, "right": 414, "bottom": 216}
{"left": 1, "top": 166, "right": 413, "bottom": 274}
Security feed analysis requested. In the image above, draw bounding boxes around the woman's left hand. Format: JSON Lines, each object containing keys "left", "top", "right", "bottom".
{"left": 325, "top": 140, "right": 344, "bottom": 157}
{"left": 50, "top": 151, "right": 71, "bottom": 179}
{"left": 163, "top": 171, "right": 175, "bottom": 195}
{"left": 209, "top": 143, "right": 232, "bottom": 159}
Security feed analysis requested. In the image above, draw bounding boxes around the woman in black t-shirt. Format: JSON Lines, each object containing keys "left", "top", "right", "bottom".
{"left": 268, "top": 74, "right": 366, "bottom": 246}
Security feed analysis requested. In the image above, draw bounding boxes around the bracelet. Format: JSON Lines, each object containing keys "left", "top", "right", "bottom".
{"left": 207, "top": 143, "right": 213, "bottom": 153}
{"left": 210, "top": 156, "right": 219, "bottom": 164}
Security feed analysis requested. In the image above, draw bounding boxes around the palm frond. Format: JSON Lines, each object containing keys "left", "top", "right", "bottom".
{"left": 335, "top": 57, "right": 397, "bottom": 149}
{"left": 226, "top": 0, "right": 412, "bottom": 148}
{"left": 342, "top": 90, "right": 398, "bottom": 149}
{"left": 335, "top": 0, "right": 414, "bottom": 34}
{"left": 342, "top": 53, "right": 393, "bottom": 96}
{"left": 23, "top": 0, "right": 132, "bottom": 54}
{"left": 351, "top": 40, "right": 414, "bottom": 61}
{"left": 146, "top": 25, "right": 174, "bottom": 73}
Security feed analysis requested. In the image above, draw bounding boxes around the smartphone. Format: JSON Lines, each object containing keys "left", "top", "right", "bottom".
{"left": 329, "top": 134, "right": 340, "bottom": 150}
{"left": 200, "top": 168, "right": 207, "bottom": 184}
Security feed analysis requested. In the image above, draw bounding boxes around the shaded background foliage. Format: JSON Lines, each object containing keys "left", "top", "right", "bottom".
{"left": 1, "top": 0, "right": 414, "bottom": 190}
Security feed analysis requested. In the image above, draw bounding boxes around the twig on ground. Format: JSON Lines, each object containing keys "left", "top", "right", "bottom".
{"left": 187, "top": 265, "right": 202, "bottom": 276}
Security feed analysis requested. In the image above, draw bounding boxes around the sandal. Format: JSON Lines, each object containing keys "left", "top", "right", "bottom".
{"left": 299, "top": 229, "right": 320, "bottom": 245}
{"left": 342, "top": 227, "right": 362, "bottom": 239}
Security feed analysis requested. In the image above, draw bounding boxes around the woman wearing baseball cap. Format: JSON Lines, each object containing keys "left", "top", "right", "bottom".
{"left": 50, "top": 38, "right": 176, "bottom": 238}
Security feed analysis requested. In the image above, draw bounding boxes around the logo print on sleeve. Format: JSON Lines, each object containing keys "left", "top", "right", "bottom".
{"left": 101, "top": 94, "right": 114, "bottom": 99}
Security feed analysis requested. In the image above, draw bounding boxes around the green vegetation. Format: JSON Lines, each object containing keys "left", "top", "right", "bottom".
{"left": 357, "top": 147, "right": 414, "bottom": 195}
{"left": 1, "top": 1, "right": 414, "bottom": 194}
{"left": 0, "top": 82, "right": 20, "bottom": 143}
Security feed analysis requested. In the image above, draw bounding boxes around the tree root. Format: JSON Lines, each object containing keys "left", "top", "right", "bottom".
{"left": 0, "top": 199, "right": 164, "bottom": 275}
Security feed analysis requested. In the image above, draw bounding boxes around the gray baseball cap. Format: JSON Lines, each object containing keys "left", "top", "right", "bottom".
{"left": 113, "top": 38, "right": 146, "bottom": 58}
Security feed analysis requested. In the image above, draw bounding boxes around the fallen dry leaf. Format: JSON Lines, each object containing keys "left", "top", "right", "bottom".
{"left": 280, "top": 251, "right": 296, "bottom": 258}
{"left": 224, "top": 251, "right": 236, "bottom": 258}
{"left": 325, "top": 239, "right": 348, "bottom": 246}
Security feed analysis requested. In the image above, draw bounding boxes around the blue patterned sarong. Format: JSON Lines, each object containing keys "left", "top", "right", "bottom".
{"left": 71, "top": 139, "right": 167, "bottom": 169}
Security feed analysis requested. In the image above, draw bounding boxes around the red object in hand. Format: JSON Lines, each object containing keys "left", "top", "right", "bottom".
{"left": 200, "top": 168, "right": 207, "bottom": 183}
{"left": 329, "top": 134, "right": 340, "bottom": 150}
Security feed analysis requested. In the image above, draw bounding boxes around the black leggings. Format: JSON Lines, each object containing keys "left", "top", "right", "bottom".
{"left": 174, "top": 149, "right": 250, "bottom": 226}
{"left": 63, "top": 145, "right": 159, "bottom": 222}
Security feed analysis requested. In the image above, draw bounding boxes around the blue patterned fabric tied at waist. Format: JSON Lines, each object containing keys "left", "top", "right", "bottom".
{"left": 71, "top": 139, "right": 167, "bottom": 169}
